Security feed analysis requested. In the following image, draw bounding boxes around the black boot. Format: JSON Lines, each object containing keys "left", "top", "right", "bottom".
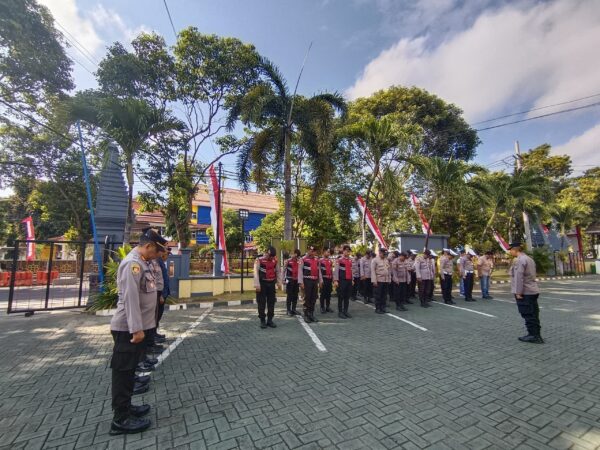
{"left": 405, "top": 299, "right": 414, "bottom": 304}
{"left": 338, "top": 312, "right": 347, "bottom": 319}
{"left": 310, "top": 314, "right": 319, "bottom": 323}
{"left": 343, "top": 310, "right": 352, "bottom": 318}
{"left": 420, "top": 300, "right": 430, "bottom": 308}
{"left": 320, "top": 306, "right": 326, "bottom": 313}
{"left": 519, "top": 335, "right": 544, "bottom": 344}
{"left": 326, "top": 306, "right": 334, "bottom": 313}
{"left": 109, "top": 416, "right": 151, "bottom": 435}
{"left": 134, "top": 375, "right": 150, "bottom": 384}
{"left": 266, "top": 320, "right": 277, "bottom": 328}
{"left": 133, "top": 383, "right": 149, "bottom": 395}
{"left": 129, "top": 404, "right": 151, "bottom": 417}
{"left": 396, "top": 303, "right": 407, "bottom": 311}
{"left": 304, "top": 314, "right": 312, "bottom": 323}
{"left": 260, "top": 319, "right": 267, "bottom": 329}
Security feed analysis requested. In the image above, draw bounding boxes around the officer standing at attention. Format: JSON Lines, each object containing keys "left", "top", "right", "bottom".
{"left": 299, "top": 245, "right": 322, "bottom": 323}
{"left": 407, "top": 250, "right": 418, "bottom": 301}
{"left": 155, "top": 248, "right": 170, "bottom": 342}
{"left": 509, "top": 242, "right": 544, "bottom": 343}
{"left": 477, "top": 251, "right": 495, "bottom": 299}
{"left": 440, "top": 249, "right": 457, "bottom": 304}
{"left": 360, "top": 250, "right": 373, "bottom": 303}
{"left": 319, "top": 248, "right": 334, "bottom": 314}
{"left": 109, "top": 229, "right": 167, "bottom": 435}
{"left": 461, "top": 249, "right": 476, "bottom": 302}
{"left": 333, "top": 245, "right": 354, "bottom": 319}
{"left": 283, "top": 249, "right": 301, "bottom": 316}
{"left": 351, "top": 252, "right": 362, "bottom": 301}
{"left": 458, "top": 248, "right": 467, "bottom": 297}
{"left": 414, "top": 250, "right": 435, "bottom": 308}
{"left": 427, "top": 250, "right": 438, "bottom": 301}
{"left": 253, "top": 246, "right": 281, "bottom": 329}
{"left": 391, "top": 251, "right": 409, "bottom": 311}
{"left": 371, "top": 247, "right": 391, "bottom": 314}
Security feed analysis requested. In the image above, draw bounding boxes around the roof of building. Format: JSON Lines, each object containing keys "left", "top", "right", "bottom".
{"left": 194, "top": 186, "right": 279, "bottom": 214}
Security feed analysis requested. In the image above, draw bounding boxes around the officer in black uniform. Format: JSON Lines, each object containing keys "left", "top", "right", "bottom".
{"left": 108, "top": 228, "right": 167, "bottom": 435}
{"left": 253, "top": 246, "right": 281, "bottom": 328}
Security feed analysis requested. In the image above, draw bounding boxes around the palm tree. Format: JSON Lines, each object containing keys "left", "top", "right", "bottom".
{"left": 69, "top": 92, "right": 183, "bottom": 243}
{"left": 409, "top": 155, "right": 486, "bottom": 249}
{"left": 230, "top": 57, "right": 346, "bottom": 240}
{"left": 550, "top": 201, "right": 588, "bottom": 250}
{"left": 471, "top": 169, "right": 550, "bottom": 240}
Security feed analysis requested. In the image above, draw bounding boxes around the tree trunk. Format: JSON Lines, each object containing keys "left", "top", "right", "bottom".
{"left": 283, "top": 128, "right": 293, "bottom": 240}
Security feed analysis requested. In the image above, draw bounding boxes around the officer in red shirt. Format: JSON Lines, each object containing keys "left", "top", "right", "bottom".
{"left": 319, "top": 248, "right": 334, "bottom": 314}
{"left": 253, "top": 246, "right": 281, "bottom": 329}
{"left": 298, "top": 245, "right": 322, "bottom": 323}
{"left": 283, "top": 249, "right": 301, "bottom": 316}
{"left": 334, "top": 245, "right": 354, "bottom": 319}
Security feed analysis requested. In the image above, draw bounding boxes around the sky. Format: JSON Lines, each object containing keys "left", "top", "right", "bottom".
{"left": 20, "top": 0, "right": 600, "bottom": 195}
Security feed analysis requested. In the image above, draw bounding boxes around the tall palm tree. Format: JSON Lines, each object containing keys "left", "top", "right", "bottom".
{"left": 550, "top": 201, "right": 588, "bottom": 250}
{"left": 409, "top": 155, "right": 486, "bottom": 249}
{"left": 230, "top": 57, "right": 346, "bottom": 240}
{"left": 69, "top": 92, "right": 183, "bottom": 243}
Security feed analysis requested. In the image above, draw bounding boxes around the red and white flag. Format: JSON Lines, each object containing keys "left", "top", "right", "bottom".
{"left": 208, "top": 165, "right": 229, "bottom": 274}
{"left": 409, "top": 192, "right": 432, "bottom": 235}
{"left": 21, "top": 216, "right": 36, "bottom": 261}
{"left": 541, "top": 223, "right": 550, "bottom": 235}
{"left": 356, "top": 195, "right": 387, "bottom": 248}
{"left": 492, "top": 230, "right": 510, "bottom": 253}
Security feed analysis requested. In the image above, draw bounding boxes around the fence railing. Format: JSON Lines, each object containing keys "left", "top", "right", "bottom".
{"left": 190, "top": 256, "right": 254, "bottom": 275}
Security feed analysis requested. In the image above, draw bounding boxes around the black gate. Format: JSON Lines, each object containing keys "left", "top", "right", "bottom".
{"left": 4, "top": 240, "right": 101, "bottom": 314}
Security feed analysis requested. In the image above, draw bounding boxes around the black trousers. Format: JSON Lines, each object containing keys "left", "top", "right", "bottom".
{"left": 286, "top": 279, "right": 299, "bottom": 312}
{"left": 352, "top": 277, "right": 360, "bottom": 299}
{"left": 338, "top": 279, "right": 352, "bottom": 312}
{"left": 157, "top": 291, "right": 165, "bottom": 327}
{"left": 441, "top": 274, "right": 453, "bottom": 302}
{"left": 374, "top": 282, "right": 389, "bottom": 310}
{"left": 393, "top": 282, "right": 408, "bottom": 305}
{"left": 320, "top": 278, "right": 333, "bottom": 309}
{"left": 418, "top": 279, "right": 433, "bottom": 304}
{"left": 363, "top": 279, "right": 373, "bottom": 300}
{"left": 257, "top": 280, "right": 276, "bottom": 320}
{"left": 427, "top": 279, "right": 435, "bottom": 299}
{"left": 409, "top": 272, "right": 417, "bottom": 297}
{"left": 111, "top": 331, "right": 145, "bottom": 420}
{"left": 516, "top": 294, "right": 541, "bottom": 336}
{"left": 464, "top": 273, "right": 474, "bottom": 300}
{"left": 302, "top": 278, "right": 319, "bottom": 315}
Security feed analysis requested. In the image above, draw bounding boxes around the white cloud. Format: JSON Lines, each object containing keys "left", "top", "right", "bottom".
{"left": 552, "top": 122, "right": 600, "bottom": 174}
{"left": 347, "top": 0, "right": 600, "bottom": 121}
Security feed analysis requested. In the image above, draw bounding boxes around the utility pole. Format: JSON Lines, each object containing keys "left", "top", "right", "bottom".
{"left": 515, "top": 141, "right": 533, "bottom": 251}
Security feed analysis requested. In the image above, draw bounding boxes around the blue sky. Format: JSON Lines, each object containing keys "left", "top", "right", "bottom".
{"left": 37, "top": 0, "right": 600, "bottom": 192}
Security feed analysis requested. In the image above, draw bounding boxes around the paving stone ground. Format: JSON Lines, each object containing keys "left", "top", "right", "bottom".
{"left": 0, "top": 277, "right": 599, "bottom": 450}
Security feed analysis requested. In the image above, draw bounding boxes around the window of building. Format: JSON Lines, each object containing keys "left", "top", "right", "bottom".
{"left": 191, "top": 231, "right": 197, "bottom": 239}
{"left": 191, "top": 211, "right": 198, "bottom": 220}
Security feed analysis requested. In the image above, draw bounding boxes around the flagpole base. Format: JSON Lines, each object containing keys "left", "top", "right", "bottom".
{"left": 213, "top": 249, "right": 224, "bottom": 277}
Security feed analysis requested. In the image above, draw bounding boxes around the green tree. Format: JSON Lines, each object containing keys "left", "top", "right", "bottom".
{"left": 206, "top": 208, "right": 244, "bottom": 254}
{"left": 233, "top": 57, "right": 347, "bottom": 240}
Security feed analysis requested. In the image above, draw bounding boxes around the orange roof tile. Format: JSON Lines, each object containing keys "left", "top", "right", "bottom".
{"left": 194, "top": 186, "right": 279, "bottom": 214}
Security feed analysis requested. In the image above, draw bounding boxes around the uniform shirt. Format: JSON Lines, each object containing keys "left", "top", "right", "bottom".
{"left": 477, "top": 255, "right": 494, "bottom": 276}
{"left": 391, "top": 258, "right": 410, "bottom": 283}
{"left": 360, "top": 256, "right": 372, "bottom": 278}
{"left": 151, "top": 259, "right": 164, "bottom": 292}
{"left": 461, "top": 257, "right": 475, "bottom": 276}
{"left": 414, "top": 255, "right": 435, "bottom": 280}
{"left": 282, "top": 257, "right": 299, "bottom": 283}
{"left": 510, "top": 253, "right": 540, "bottom": 295}
{"left": 253, "top": 256, "right": 281, "bottom": 288}
{"left": 439, "top": 255, "right": 454, "bottom": 275}
{"left": 371, "top": 256, "right": 391, "bottom": 283}
{"left": 319, "top": 257, "right": 333, "bottom": 279}
{"left": 158, "top": 258, "right": 170, "bottom": 298}
{"left": 334, "top": 256, "right": 354, "bottom": 282}
{"left": 110, "top": 248, "right": 158, "bottom": 333}
{"left": 407, "top": 258, "right": 416, "bottom": 273}
{"left": 352, "top": 257, "right": 361, "bottom": 278}
{"left": 297, "top": 255, "right": 323, "bottom": 283}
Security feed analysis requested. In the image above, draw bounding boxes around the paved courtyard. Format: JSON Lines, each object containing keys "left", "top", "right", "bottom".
{"left": 0, "top": 277, "right": 599, "bottom": 450}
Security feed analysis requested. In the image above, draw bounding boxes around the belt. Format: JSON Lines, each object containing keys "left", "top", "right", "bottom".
{"left": 466, "top": 271, "right": 474, "bottom": 274}
{"left": 304, "top": 276, "right": 318, "bottom": 280}
{"left": 261, "top": 279, "right": 276, "bottom": 283}
{"left": 443, "top": 272, "right": 452, "bottom": 275}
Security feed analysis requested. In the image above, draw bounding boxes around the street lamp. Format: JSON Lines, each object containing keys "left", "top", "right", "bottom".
{"left": 238, "top": 209, "right": 249, "bottom": 293}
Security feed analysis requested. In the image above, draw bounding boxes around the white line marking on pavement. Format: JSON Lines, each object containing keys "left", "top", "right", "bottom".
{"left": 537, "top": 295, "right": 577, "bottom": 303}
{"left": 490, "top": 298, "right": 545, "bottom": 309}
{"left": 296, "top": 316, "right": 327, "bottom": 352}
{"left": 146, "top": 306, "right": 213, "bottom": 372}
{"left": 437, "top": 302, "right": 496, "bottom": 317}
{"left": 357, "top": 300, "right": 428, "bottom": 331}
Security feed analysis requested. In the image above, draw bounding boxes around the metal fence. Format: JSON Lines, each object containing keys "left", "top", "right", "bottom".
{"left": 3, "top": 240, "right": 101, "bottom": 314}
{"left": 493, "top": 251, "right": 587, "bottom": 277}
{"left": 190, "top": 256, "right": 254, "bottom": 275}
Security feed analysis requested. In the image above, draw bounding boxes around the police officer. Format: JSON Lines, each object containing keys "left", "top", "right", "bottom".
{"left": 155, "top": 248, "right": 170, "bottom": 342}
{"left": 427, "top": 250, "right": 438, "bottom": 301}
{"left": 461, "top": 249, "right": 476, "bottom": 302}
{"left": 283, "top": 249, "right": 301, "bottom": 316}
{"left": 299, "top": 245, "right": 322, "bottom": 323}
{"left": 440, "top": 249, "right": 457, "bottom": 304}
{"left": 415, "top": 250, "right": 435, "bottom": 308}
{"left": 108, "top": 228, "right": 167, "bottom": 435}
{"left": 371, "top": 247, "right": 391, "bottom": 314}
{"left": 333, "top": 245, "right": 354, "bottom": 319}
{"left": 391, "top": 251, "right": 409, "bottom": 311}
{"left": 253, "top": 246, "right": 281, "bottom": 329}
{"left": 351, "top": 252, "right": 362, "bottom": 301}
{"left": 457, "top": 248, "right": 467, "bottom": 297}
{"left": 360, "top": 250, "right": 373, "bottom": 303}
{"left": 319, "top": 248, "right": 334, "bottom": 314}
{"left": 509, "top": 242, "right": 544, "bottom": 343}
{"left": 407, "top": 250, "right": 418, "bottom": 301}
{"left": 477, "top": 251, "right": 495, "bottom": 299}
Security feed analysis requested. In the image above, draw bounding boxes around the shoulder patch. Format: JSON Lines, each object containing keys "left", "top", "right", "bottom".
{"left": 131, "top": 263, "right": 141, "bottom": 274}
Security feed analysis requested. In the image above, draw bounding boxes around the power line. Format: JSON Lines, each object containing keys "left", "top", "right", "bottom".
{"left": 162, "top": 0, "right": 177, "bottom": 39}
{"left": 472, "top": 92, "right": 600, "bottom": 125}
{"left": 54, "top": 19, "right": 101, "bottom": 67}
{"left": 475, "top": 101, "right": 600, "bottom": 132}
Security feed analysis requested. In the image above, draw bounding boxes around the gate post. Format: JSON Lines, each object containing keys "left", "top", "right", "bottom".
{"left": 44, "top": 242, "right": 55, "bottom": 310}
{"left": 7, "top": 240, "right": 19, "bottom": 313}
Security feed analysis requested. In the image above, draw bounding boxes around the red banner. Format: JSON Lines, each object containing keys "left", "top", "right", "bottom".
{"left": 492, "top": 229, "right": 510, "bottom": 253}
{"left": 356, "top": 195, "right": 387, "bottom": 248}
{"left": 21, "top": 216, "right": 36, "bottom": 261}
{"left": 409, "top": 192, "right": 432, "bottom": 235}
{"left": 208, "top": 165, "right": 229, "bottom": 274}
